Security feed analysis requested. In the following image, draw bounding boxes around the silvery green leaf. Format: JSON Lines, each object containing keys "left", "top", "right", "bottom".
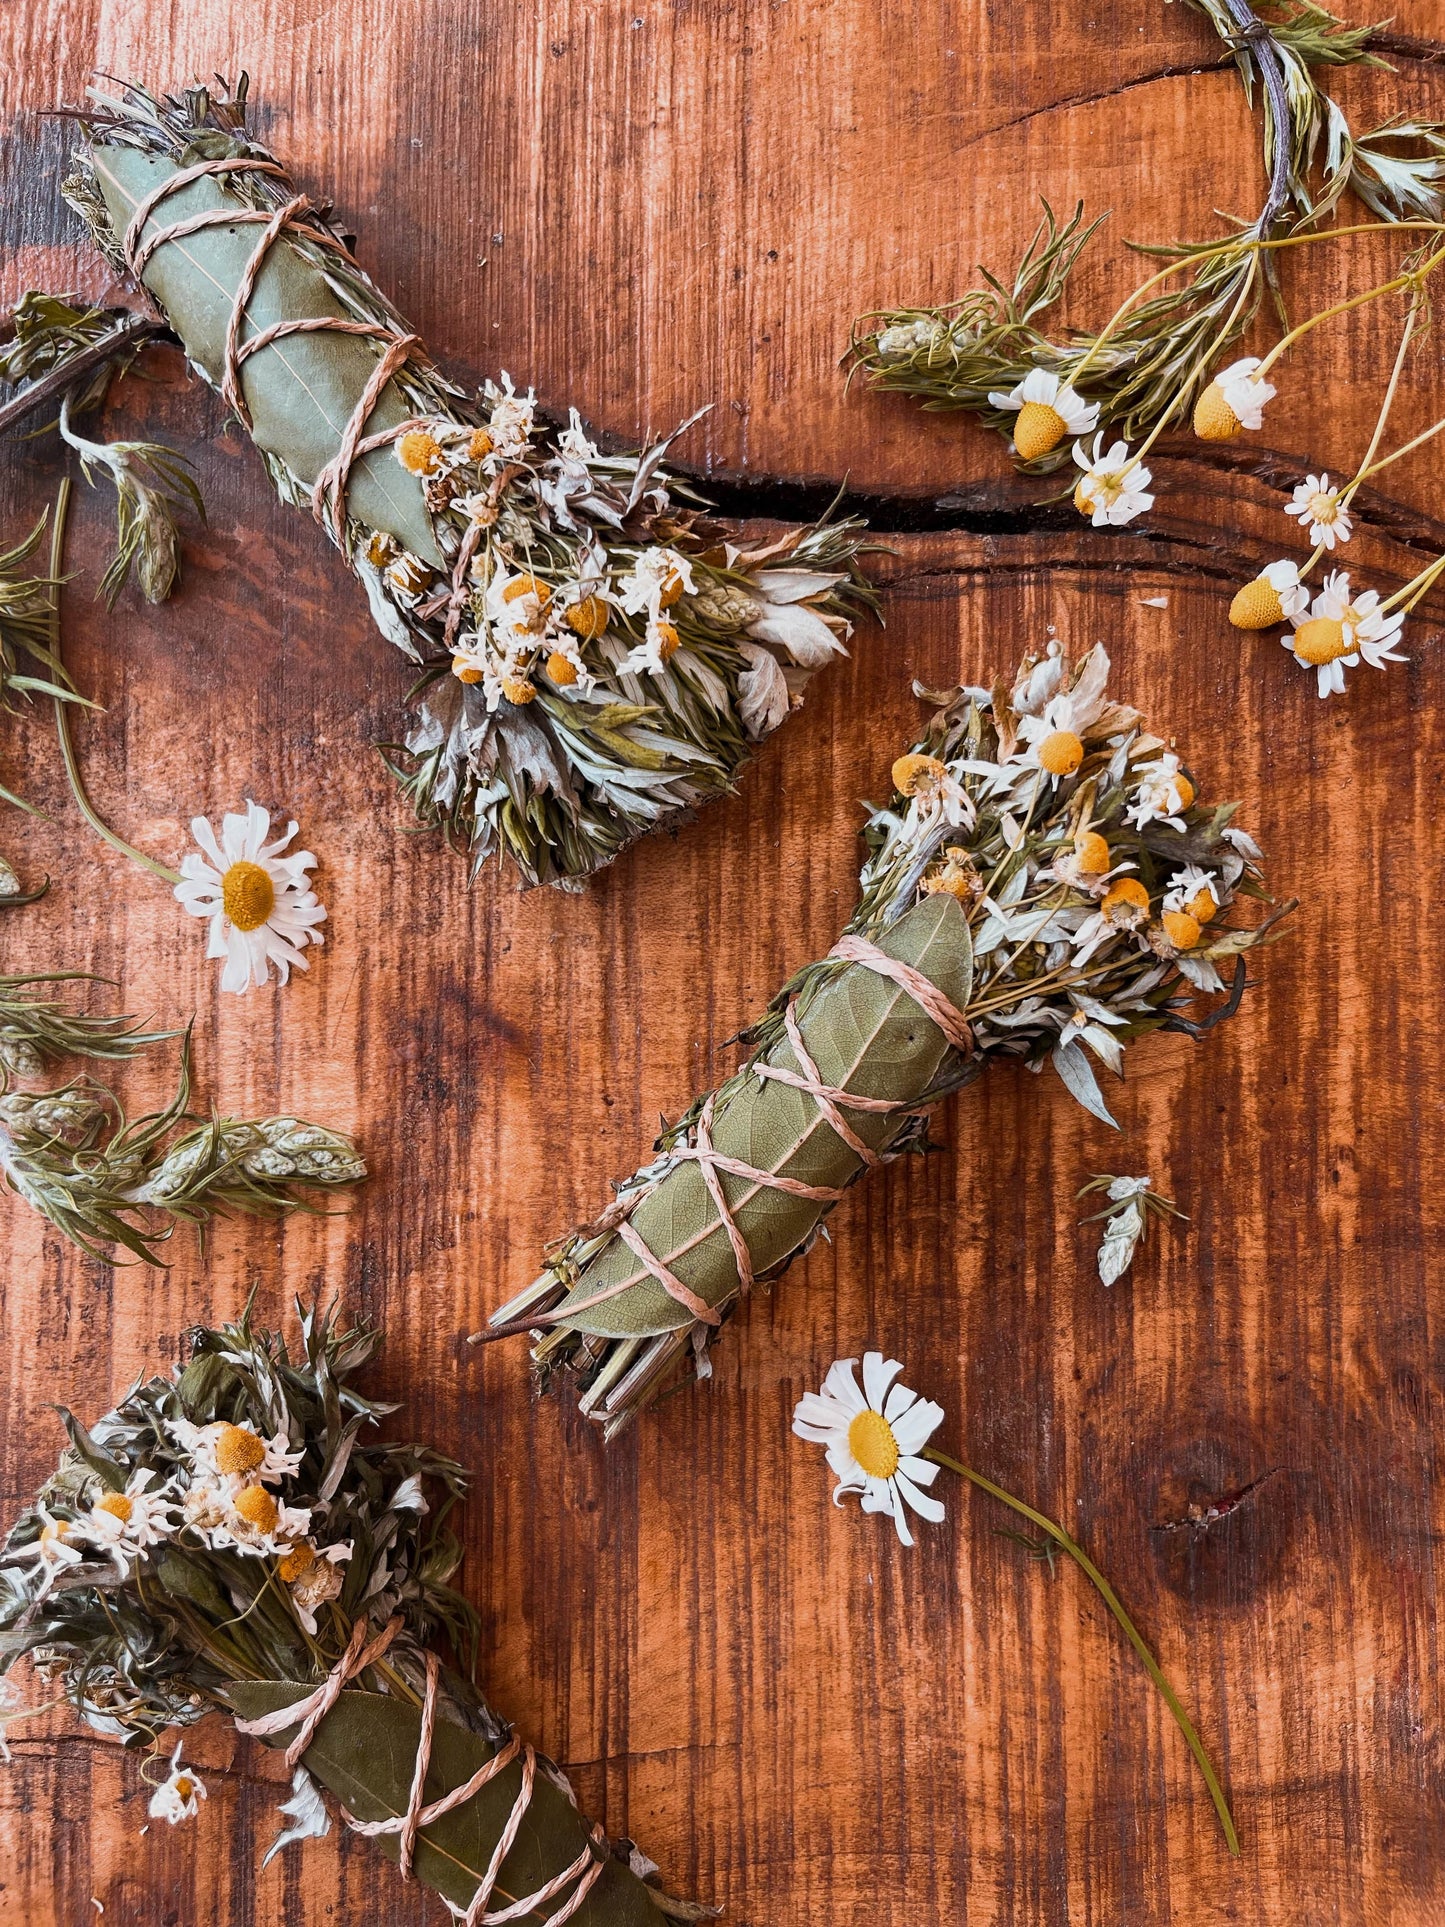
{"left": 1177, "top": 954, "right": 1226, "bottom": 994}
{"left": 1077, "top": 1023, "right": 1125, "bottom": 1078}
{"left": 1052, "top": 1041, "right": 1119, "bottom": 1128}
{"left": 1098, "top": 1202, "right": 1144, "bottom": 1286}
{"left": 735, "top": 642, "right": 790, "bottom": 740}
{"left": 261, "top": 1766, "right": 331, "bottom": 1868}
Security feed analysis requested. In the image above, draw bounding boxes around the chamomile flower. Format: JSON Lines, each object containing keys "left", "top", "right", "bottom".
{"left": 1285, "top": 474, "right": 1352, "bottom": 551}
{"left": 278, "top": 1539, "right": 353, "bottom": 1635}
{"left": 1125, "top": 752, "right": 1195, "bottom": 832}
{"left": 1193, "top": 357, "right": 1276, "bottom": 439}
{"left": 170, "top": 1419, "right": 303, "bottom": 1490}
{"left": 1285, "top": 571, "right": 1406, "bottom": 697}
{"left": 1164, "top": 864, "right": 1221, "bottom": 925}
{"left": 191, "top": 1481, "right": 313, "bottom": 1559}
{"left": 2, "top": 1503, "right": 86, "bottom": 1600}
{"left": 1071, "top": 877, "right": 1153, "bottom": 967}
{"left": 986, "top": 369, "right": 1100, "bottom": 460}
{"left": 482, "top": 373, "right": 537, "bottom": 460}
{"left": 1050, "top": 829, "right": 1135, "bottom": 898}
{"left": 618, "top": 547, "right": 696, "bottom": 623}
{"left": 792, "top": 1352, "right": 946, "bottom": 1548}
{"left": 890, "top": 752, "right": 975, "bottom": 831}
{"left": 174, "top": 803, "right": 326, "bottom": 995}
{"left": 1228, "top": 559, "right": 1309, "bottom": 630}
{"left": 149, "top": 1746, "right": 208, "bottom": 1826}
{"left": 1072, "top": 435, "right": 1154, "bottom": 527}
{"left": 78, "top": 1470, "right": 179, "bottom": 1571}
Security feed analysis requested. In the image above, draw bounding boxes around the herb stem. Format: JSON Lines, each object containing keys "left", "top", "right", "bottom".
{"left": 923, "top": 1445, "right": 1240, "bottom": 1856}
{"left": 46, "top": 480, "right": 182, "bottom": 886}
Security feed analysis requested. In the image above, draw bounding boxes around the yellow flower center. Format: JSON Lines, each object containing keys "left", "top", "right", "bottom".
{"left": 1228, "top": 578, "right": 1284, "bottom": 631}
{"left": 1073, "top": 830, "right": 1111, "bottom": 874}
{"left": 564, "top": 595, "right": 609, "bottom": 641}
{"left": 174, "top": 1776, "right": 195, "bottom": 1803}
{"left": 503, "top": 574, "right": 552, "bottom": 610}
{"left": 40, "top": 1519, "right": 70, "bottom": 1547}
{"left": 1037, "top": 729, "right": 1084, "bottom": 777}
{"left": 1012, "top": 401, "right": 1066, "bottom": 461}
{"left": 467, "top": 427, "right": 494, "bottom": 461}
{"left": 214, "top": 1424, "right": 266, "bottom": 1477}
{"left": 544, "top": 650, "right": 579, "bottom": 686}
{"left": 1103, "top": 878, "right": 1150, "bottom": 920}
{"left": 221, "top": 861, "right": 276, "bottom": 933}
{"left": 1307, "top": 492, "right": 1339, "bottom": 525}
{"left": 653, "top": 621, "right": 681, "bottom": 662}
{"left": 396, "top": 429, "right": 444, "bottom": 476}
{"left": 657, "top": 573, "right": 685, "bottom": 610}
{"left": 1174, "top": 773, "right": 1195, "bottom": 810}
{"left": 1293, "top": 617, "right": 1349, "bottom": 666}
{"left": 501, "top": 675, "right": 537, "bottom": 706}
{"left": 1188, "top": 885, "right": 1218, "bottom": 924}
{"left": 1192, "top": 383, "right": 1241, "bottom": 442}
{"left": 95, "top": 1492, "right": 133, "bottom": 1524}
{"left": 234, "top": 1485, "right": 279, "bottom": 1534}
{"left": 1161, "top": 908, "right": 1201, "bottom": 952}
{"left": 278, "top": 1543, "right": 317, "bottom": 1584}
{"left": 891, "top": 752, "right": 947, "bottom": 798}
{"left": 452, "top": 657, "right": 485, "bottom": 685}
{"left": 848, "top": 1408, "right": 900, "bottom": 1481}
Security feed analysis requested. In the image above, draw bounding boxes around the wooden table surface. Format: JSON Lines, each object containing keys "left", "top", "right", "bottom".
{"left": 3, "top": 5, "right": 1445, "bottom": 1923}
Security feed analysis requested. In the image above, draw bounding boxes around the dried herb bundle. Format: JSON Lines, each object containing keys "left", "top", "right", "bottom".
{"left": 0, "top": 512, "right": 88, "bottom": 847}
{"left": 0, "top": 973, "right": 363, "bottom": 1261}
{"left": 0, "top": 1309, "right": 683, "bottom": 1924}
{"left": 62, "top": 76, "right": 874, "bottom": 889}
{"left": 849, "top": 0, "right": 1441, "bottom": 459}
{"left": 486, "top": 646, "right": 1288, "bottom": 1436}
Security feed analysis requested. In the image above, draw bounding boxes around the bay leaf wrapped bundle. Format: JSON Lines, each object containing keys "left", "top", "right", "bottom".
{"left": 487, "top": 645, "right": 1289, "bottom": 1434}
{"left": 0, "top": 1309, "right": 689, "bottom": 1925}
{"left": 62, "top": 77, "right": 872, "bottom": 888}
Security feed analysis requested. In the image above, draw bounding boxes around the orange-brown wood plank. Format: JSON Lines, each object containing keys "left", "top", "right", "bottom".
{"left": 3, "top": 6, "right": 1445, "bottom": 1924}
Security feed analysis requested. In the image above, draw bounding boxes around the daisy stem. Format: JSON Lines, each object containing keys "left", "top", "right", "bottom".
{"left": 1381, "top": 547, "right": 1445, "bottom": 617}
{"left": 1125, "top": 252, "right": 1262, "bottom": 473}
{"left": 1339, "top": 294, "right": 1420, "bottom": 511}
{"left": 47, "top": 479, "right": 183, "bottom": 887}
{"left": 1252, "top": 239, "right": 1445, "bottom": 382}
{"left": 923, "top": 1445, "right": 1240, "bottom": 1856}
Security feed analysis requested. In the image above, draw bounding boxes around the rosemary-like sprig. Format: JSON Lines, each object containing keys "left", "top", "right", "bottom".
{"left": 850, "top": 0, "right": 1445, "bottom": 456}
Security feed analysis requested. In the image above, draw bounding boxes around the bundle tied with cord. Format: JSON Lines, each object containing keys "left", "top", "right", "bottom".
{"left": 0, "top": 1311, "right": 694, "bottom": 1925}
{"left": 485, "top": 645, "right": 1289, "bottom": 1435}
{"left": 63, "top": 77, "right": 872, "bottom": 888}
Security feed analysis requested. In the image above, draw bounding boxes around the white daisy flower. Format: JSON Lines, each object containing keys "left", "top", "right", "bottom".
{"left": 617, "top": 547, "right": 696, "bottom": 622}
{"left": 986, "top": 368, "right": 1100, "bottom": 458}
{"left": 890, "top": 752, "right": 976, "bottom": 832}
{"left": 1164, "top": 864, "right": 1221, "bottom": 923}
{"left": 1070, "top": 877, "right": 1153, "bottom": 967}
{"left": 792, "top": 1352, "right": 946, "bottom": 1548}
{"left": 1256, "top": 560, "right": 1310, "bottom": 623}
{"left": 1125, "top": 752, "right": 1194, "bottom": 832}
{"left": 2, "top": 1503, "right": 86, "bottom": 1600}
{"left": 1285, "top": 474, "right": 1352, "bottom": 551}
{"left": 169, "top": 1419, "right": 302, "bottom": 1490}
{"left": 149, "top": 1746, "right": 208, "bottom": 1826}
{"left": 1212, "top": 357, "right": 1276, "bottom": 431}
{"left": 77, "top": 1470, "right": 180, "bottom": 1572}
{"left": 174, "top": 803, "right": 326, "bottom": 995}
{"left": 482, "top": 372, "right": 537, "bottom": 460}
{"left": 1072, "top": 435, "right": 1154, "bottom": 527}
{"left": 1284, "top": 571, "right": 1406, "bottom": 697}
{"left": 282, "top": 1539, "right": 353, "bottom": 1635}
{"left": 1010, "top": 644, "right": 1113, "bottom": 788}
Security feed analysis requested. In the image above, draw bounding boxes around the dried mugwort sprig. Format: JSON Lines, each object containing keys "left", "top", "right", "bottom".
{"left": 0, "top": 291, "right": 198, "bottom": 604}
{"left": 1078, "top": 1173, "right": 1187, "bottom": 1285}
{"left": 0, "top": 1307, "right": 687, "bottom": 1924}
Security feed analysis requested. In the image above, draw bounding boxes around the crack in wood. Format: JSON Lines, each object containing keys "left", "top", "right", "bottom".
{"left": 1150, "top": 1466, "right": 1282, "bottom": 1534}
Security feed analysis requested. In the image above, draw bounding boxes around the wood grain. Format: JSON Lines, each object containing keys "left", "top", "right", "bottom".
{"left": 3, "top": 6, "right": 1445, "bottom": 1924}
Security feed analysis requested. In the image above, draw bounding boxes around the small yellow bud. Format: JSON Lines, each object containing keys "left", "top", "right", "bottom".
{"left": 657, "top": 573, "right": 685, "bottom": 610}
{"left": 654, "top": 621, "right": 681, "bottom": 662}
{"left": 545, "top": 651, "right": 579, "bottom": 686}
{"left": 396, "top": 429, "right": 444, "bottom": 476}
{"left": 1229, "top": 578, "right": 1285, "bottom": 629}
{"left": 234, "top": 1485, "right": 279, "bottom": 1534}
{"left": 502, "top": 574, "right": 552, "bottom": 609}
{"left": 453, "top": 657, "right": 484, "bottom": 684}
{"left": 1161, "top": 908, "right": 1202, "bottom": 951}
{"left": 1103, "top": 878, "right": 1150, "bottom": 919}
{"left": 1037, "top": 729, "right": 1084, "bottom": 777}
{"left": 278, "top": 1543, "right": 317, "bottom": 1584}
{"left": 467, "top": 427, "right": 495, "bottom": 461}
{"left": 564, "top": 595, "right": 609, "bottom": 641}
{"left": 502, "top": 675, "right": 537, "bottom": 705}
{"left": 1192, "top": 382, "right": 1241, "bottom": 441}
{"left": 1012, "top": 400, "right": 1067, "bottom": 461}
{"left": 1188, "top": 886, "right": 1218, "bottom": 925}
{"left": 1073, "top": 830, "right": 1111, "bottom": 874}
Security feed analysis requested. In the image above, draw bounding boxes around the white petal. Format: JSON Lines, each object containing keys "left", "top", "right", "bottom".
{"left": 861, "top": 1352, "right": 904, "bottom": 1413}
{"left": 893, "top": 1472, "right": 947, "bottom": 1525}
{"left": 891, "top": 1398, "right": 945, "bottom": 1454}
{"left": 822, "top": 1358, "right": 865, "bottom": 1416}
